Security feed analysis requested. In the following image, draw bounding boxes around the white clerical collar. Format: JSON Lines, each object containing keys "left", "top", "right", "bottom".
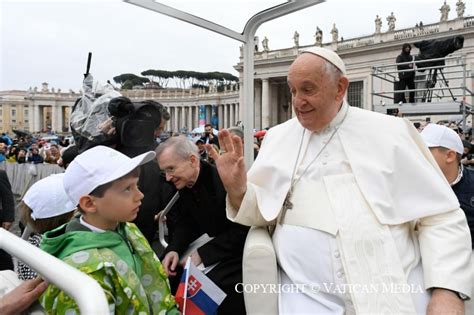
{"left": 80, "top": 215, "right": 106, "bottom": 233}
{"left": 313, "top": 101, "right": 349, "bottom": 134}
{"left": 450, "top": 165, "right": 464, "bottom": 186}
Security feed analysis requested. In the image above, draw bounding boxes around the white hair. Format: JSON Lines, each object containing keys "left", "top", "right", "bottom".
{"left": 155, "top": 135, "right": 199, "bottom": 160}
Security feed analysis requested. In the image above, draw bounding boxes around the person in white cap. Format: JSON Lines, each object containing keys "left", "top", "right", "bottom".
{"left": 209, "top": 47, "right": 472, "bottom": 314}
{"left": 421, "top": 123, "right": 474, "bottom": 315}
{"left": 17, "top": 173, "right": 76, "bottom": 280}
{"left": 39, "top": 146, "right": 179, "bottom": 315}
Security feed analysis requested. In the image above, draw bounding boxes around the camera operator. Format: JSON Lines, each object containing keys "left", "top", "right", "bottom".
{"left": 109, "top": 97, "right": 176, "bottom": 244}
{"left": 395, "top": 43, "right": 416, "bottom": 103}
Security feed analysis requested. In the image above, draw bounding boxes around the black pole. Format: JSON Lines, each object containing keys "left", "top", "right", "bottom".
{"left": 84, "top": 52, "right": 92, "bottom": 78}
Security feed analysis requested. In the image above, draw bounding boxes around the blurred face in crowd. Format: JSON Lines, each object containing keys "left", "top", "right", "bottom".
{"left": 196, "top": 141, "right": 205, "bottom": 152}
{"left": 287, "top": 53, "right": 349, "bottom": 132}
{"left": 18, "top": 149, "right": 26, "bottom": 158}
{"left": 50, "top": 145, "right": 59, "bottom": 156}
{"left": 158, "top": 148, "right": 200, "bottom": 190}
{"left": 205, "top": 125, "right": 213, "bottom": 135}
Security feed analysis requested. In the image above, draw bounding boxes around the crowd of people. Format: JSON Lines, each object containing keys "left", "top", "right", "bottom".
{"left": 0, "top": 133, "right": 76, "bottom": 166}
{"left": 0, "top": 46, "right": 473, "bottom": 315}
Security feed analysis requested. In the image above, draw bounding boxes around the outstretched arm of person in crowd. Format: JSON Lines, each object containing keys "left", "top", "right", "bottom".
{"left": 0, "top": 277, "right": 48, "bottom": 315}
{"left": 207, "top": 129, "right": 247, "bottom": 210}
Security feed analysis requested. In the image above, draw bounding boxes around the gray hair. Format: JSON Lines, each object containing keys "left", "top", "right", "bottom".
{"left": 323, "top": 61, "right": 343, "bottom": 84}
{"left": 155, "top": 135, "right": 199, "bottom": 160}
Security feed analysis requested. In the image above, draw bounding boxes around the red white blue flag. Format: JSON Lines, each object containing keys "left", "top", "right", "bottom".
{"left": 175, "top": 258, "right": 226, "bottom": 315}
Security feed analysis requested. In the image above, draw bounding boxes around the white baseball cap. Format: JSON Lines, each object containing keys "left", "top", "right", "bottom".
{"left": 23, "top": 174, "right": 76, "bottom": 220}
{"left": 63, "top": 145, "right": 156, "bottom": 205}
{"left": 300, "top": 47, "right": 346, "bottom": 74}
{"left": 420, "top": 123, "right": 464, "bottom": 154}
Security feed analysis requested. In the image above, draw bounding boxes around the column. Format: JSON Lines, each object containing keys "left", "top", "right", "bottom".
{"left": 218, "top": 105, "right": 224, "bottom": 130}
{"left": 179, "top": 107, "right": 186, "bottom": 132}
{"left": 173, "top": 107, "right": 179, "bottom": 133}
{"left": 261, "top": 78, "right": 270, "bottom": 129}
{"left": 236, "top": 103, "right": 240, "bottom": 123}
{"left": 238, "top": 82, "right": 244, "bottom": 122}
{"left": 28, "top": 105, "right": 34, "bottom": 131}
{"left": 51, "top": 105, "right": 58, "bottom": 133}
{"left": 57, "top": 106, "right": 64, "bottom": 132}
{"left": 193, "top": 106, "right": 199, "bottom": 129}
{"left": 33, "top": 105, "right": 41, "bottom": 132}
{"left": 229, "top": 104, "right": 235, "bottom": 127}
{"left": 223, "top": 104, "right": 228, "bottom": 129}
{"left": 205, "top": 105, "right": 212, "bottom": 124}
{"left": 255, "top": 82, "right": 262, "bottom": 130}
{"left": 187, "top": 107, "right": 193, "bottom": 132}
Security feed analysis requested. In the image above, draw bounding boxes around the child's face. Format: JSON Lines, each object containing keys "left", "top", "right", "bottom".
{"left": 92, "top": 176, "right": 144, "bottom": 228}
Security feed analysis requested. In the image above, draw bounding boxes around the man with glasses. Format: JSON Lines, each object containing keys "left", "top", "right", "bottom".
{"left": 156, "top": 136, "right": 248, "bottom": 315}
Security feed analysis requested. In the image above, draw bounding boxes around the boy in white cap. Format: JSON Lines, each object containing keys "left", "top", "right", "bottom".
{"left": 18, "top": 173, "right": 76, "bottom": 280}
{"left": 39, "top": 146, "right": 179, "bottom": 315}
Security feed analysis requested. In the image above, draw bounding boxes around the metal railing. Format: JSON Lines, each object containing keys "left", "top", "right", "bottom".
{"left": 0, "top": 228, "right": 109, "bottom": 314}
{"left": 371, "top": 55, "right": 473, "bottom": 129}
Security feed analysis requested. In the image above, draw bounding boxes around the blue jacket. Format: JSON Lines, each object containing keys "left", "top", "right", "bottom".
{"left": 452, "top": 166, "right": 474, "bottom": 248}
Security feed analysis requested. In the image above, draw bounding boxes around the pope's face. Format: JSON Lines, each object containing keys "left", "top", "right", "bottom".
{"left": 287, "top": 53, "right": 348, "bottom": 132}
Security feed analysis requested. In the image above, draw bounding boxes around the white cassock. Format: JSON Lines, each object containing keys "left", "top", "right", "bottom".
{"left": 227, "top": 102, "right": 472, "bottom": 314}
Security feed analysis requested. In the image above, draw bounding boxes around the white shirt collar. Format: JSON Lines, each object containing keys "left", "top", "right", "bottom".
{"left": 80, "top": 215, "right": 106, "bottom": 233}
{"left": 450, "top": 165, "right": 464, "bottom": 186}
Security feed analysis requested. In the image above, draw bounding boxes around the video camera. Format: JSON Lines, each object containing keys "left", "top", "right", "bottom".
{"left": 414, "top": 35, "right": 464, "bottom": 69}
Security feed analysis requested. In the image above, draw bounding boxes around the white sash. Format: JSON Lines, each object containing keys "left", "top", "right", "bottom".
{"left": 280, "top": 176, "right": 418, "bottom": 314}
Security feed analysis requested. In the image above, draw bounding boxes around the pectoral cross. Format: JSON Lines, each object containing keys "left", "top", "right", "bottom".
{"left": 282, "top": 190, "right": 293, "bottom": 212}
{"left": 279, "top": 189, "right": 293, "bottom": 224}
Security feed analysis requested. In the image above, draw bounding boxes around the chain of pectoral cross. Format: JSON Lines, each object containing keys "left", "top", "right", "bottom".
{"left": 279, "top": 109, "right": 348, "bottom": 224}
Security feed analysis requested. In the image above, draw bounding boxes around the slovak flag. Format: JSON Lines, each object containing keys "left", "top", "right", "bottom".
{"left": 175, "top": 258, "right": 226, "bottom": 315}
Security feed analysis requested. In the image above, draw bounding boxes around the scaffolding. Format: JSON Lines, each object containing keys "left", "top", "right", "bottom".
{"left": 371, "top": 55, "right": 473, "bottom": 130}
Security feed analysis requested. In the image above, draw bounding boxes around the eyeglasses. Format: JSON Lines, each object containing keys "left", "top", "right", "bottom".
{"left": 160, "top": 167, "right": 177, "bottom": 176}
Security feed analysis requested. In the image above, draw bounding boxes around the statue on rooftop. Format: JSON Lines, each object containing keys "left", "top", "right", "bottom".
{"left": 440, "top": 1, "right": 450, "bottom": 22}
{"left": 331, "top": 23, "right": 338, "bottom": 43}
{"left": 386, "top": 12, "right": 396, "bottom": 32}
{"left": 262, "top": 36, "right": 270, "bottom": 52}
{"left": 314, "top": 27, "right": 323, "bottom": 46}
{"left": 293, "top": 31, "right": 300, "bottom": 48}
{"left": 375, "top": 15, "right": 382, "bottom": 33}
{"left": 456, "top": 0, "right": 465, "bottom": 18}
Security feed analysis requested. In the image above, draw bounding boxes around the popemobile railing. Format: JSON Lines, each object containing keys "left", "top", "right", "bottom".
{"left": 371, "top": 55, "right": 473, "bottom": 130}
{"left": 0, "top": 228, "right": 109, "bottom": 314}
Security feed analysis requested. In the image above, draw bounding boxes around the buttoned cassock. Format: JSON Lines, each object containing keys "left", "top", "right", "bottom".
{"left": 227, "top": 102, "right": 472, "bottom": 314}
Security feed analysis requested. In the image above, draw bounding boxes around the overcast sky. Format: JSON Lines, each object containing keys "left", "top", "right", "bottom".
{"left": 1, "top": 0, "right": 472, "bottom": 91}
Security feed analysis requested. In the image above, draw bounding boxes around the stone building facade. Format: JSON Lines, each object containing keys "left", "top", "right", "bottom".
{"left": 1, "top": 6, "right": 473, "bottom": 134}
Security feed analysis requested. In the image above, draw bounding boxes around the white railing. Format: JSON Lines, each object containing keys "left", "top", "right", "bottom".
{"left": 465, "top": 16, "right": 474, "bottom": 28}
{"left": 0, "top": 229, "right": 109, "bottom": 314}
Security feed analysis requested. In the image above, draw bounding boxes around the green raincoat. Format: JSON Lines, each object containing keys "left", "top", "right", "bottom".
{"left": 40, "top": 217, "right": 179, "bottom": 315}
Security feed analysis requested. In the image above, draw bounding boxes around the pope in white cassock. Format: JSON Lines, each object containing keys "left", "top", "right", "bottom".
{"left": 207, "top": 47, "right": 472, "bottom": 314}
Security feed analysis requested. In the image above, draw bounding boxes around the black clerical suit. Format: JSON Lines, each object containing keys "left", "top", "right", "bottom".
{"left": 0, "top": 170, "right": 15, "bottom": 270}
{"left": 164, "top": 161, "right": 249, "bottom": 315}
